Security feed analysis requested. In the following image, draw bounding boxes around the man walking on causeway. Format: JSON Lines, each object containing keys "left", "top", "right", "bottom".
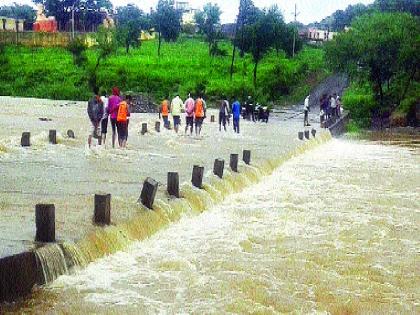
{"left": 231, "top": 98, "right": 241, "bottom": 134}
{"left": 184, "top": 93, "right": 195, "bottom": 135}
{"left": 108, "top": 87, "right": 122, "bottom": 148}
{"left": 116, "top": 94, "right": 130, "bottom": 148}
{"left": 219, "top": 97, "right": 230, "bottom": 132}
{"left": 87, "top": 87, "right": 104, "bottom": 148}
{"left": 160, "top": 97, "right": 170, "bottom": 129}
{"left": 194, "top": 95, "right": 206, "bottom": 136}
{"left": 303, "top": 95, "right": 310, "bottom": 127}
{"left": 171, "top": 94, "right": 183, "bottom": 133}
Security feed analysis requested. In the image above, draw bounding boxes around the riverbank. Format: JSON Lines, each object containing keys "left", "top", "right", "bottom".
{"left": 0, "top": 40, "right": 327, "bottom": 105}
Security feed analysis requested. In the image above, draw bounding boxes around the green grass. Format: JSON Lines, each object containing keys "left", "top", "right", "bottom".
{"left": 0, "top": 37, "right": 327, "bottom": 106}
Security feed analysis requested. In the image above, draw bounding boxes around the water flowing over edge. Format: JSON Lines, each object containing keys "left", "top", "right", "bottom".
{"left": 34, "top": 132, "right": 332, "bottom": 285}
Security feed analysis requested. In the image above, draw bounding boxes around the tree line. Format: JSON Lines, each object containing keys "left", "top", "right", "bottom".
{"left": 63, "top": 0, "right": 301, "bottom": 90}
{"left": 326, "top": 11, "right": 419, "bottom": 126}
{"left": 311, "top": 0, "right": 419, "bottom": 32}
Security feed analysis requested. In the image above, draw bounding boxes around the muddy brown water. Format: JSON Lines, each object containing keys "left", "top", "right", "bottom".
{"left": 0, "top": 97, "right": 419, "bottom": 313}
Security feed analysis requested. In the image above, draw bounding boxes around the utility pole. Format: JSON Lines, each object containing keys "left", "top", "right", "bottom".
{"left": 292, "top": 3, "right": 300, "bottom": 58}
{"left": 71, "top": 0, "right": 77, "bottom": 39}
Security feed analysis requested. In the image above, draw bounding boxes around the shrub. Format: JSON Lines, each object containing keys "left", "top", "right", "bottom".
{"left": 342, "top": 83, "right": 376, "bottom": 128}
{"left": 67, "top": 38, "right": 88, "bottom": 66}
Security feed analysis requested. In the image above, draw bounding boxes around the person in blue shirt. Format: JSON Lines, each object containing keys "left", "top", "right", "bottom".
{"left": 231, "top": 98, "right": 241, "bottom": 133}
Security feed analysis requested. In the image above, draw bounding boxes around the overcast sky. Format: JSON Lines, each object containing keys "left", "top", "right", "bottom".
{"left": 2, "top": 0, "right": 375, "bottom": 24}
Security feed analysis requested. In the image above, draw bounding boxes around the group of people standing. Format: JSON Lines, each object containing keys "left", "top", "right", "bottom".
{"left": 159, "top": 94, "right": 207, "bottom": 136}
{"left": 159, "top": 94, "right": 243, "bottom": 135}
{"left": 302, "top": 93, "right": 342, "bottom": 127}
{"left": 87, "top": 89, "right": 256, "bottom": 148}
{"left": 87, "top": 86, "right": 132, "bottom": 148}
{"left": 217, "top": 97, "right": 242, "bottom": 133}
{"left": 320, "top": 93, "right": 341, "bottom": 122}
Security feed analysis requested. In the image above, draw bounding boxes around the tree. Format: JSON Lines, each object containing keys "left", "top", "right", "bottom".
{"left": 67, "top": 26, "right": 117, "bottom": 91}
{"left": 151, "top": 0, "right": 182, "bottom": 57}
{"left": 374, "top": 0, "right": 420, "bottom": 16}
{"left": 33, "top": 0, "right": 112, "bottom": 32}
{"left": 195, "top": 3, "right": 221, "bottom": 55}
{"left": 78, "top": 0, "right": 112, "bottom": 32}
{"left": 89, "top": 26, "right": 117, "bottom": 90}
{"left": 241, "top": 8, "right": 280, "bottom": 87}
{"left": 115, "top": 4, "right": 150, "bottom": 53}
{"left": 267, "top": 6, "right": 292, "bottom": 56}
{"left": 67, "top": 37, "right": 87, "bottom": 66}
{"left": 326, "top": 12, "right": 420, "bottom": 112}
{"left": 0, "top": 4, "right": 36, "bottom": 29}
{"left": 230, "top": 0, "right": 259, "bottom": 79}
{"left": 279, "top": 24, "right": 302, "bottom": 57}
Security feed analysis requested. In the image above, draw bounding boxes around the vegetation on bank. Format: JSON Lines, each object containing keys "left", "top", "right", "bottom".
{"left": 0, "top": 38, "right": 327, "bottom": 106}
{"left": 326, "top": 12, "right": 419, "bottom": 127}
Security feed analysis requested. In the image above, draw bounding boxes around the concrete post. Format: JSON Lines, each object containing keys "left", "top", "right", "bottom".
{"left": 155, "top": 121, "right": 161, "bottom": 133}
{"left": 311, "top": 129, "right": 316, "bottom": 137}
{"left": 21, "top": 132, "right": 30, "bottom": 147}
{"left": 140, "top": 177, "right": 158, "bottom": 209}
{"left": 94, "top": 194, "right": 111, "bottom": 225}
{"left": 230, "top": 154, "right": 239, "bottom": 172}
{"left": 49, "top": 130, "right": 57, "bottom": 144}
{"left": 35, "top": 204, "right": 55, "bottom": 243}
{"left": 304, "top": 130, "right": 310, "bottom": 139}
{"left": 213, "top": 159, "right": 224, "bottom": 178}
{"left": 141, "top": 123, "right": 148, "bottom": 135}
{"left": 298, "top": 131, "right": 304, "bottom": 140}
{"left": 67, "top": 130, "right": 75, "bottom": 138}
{"left": 167, "top": 172, "right": 179, "bottom": 198}
{"left": 243, "top": 150, "right": 251, "bottom": 165}
{"left": 210, "top": 115, "right": 215, "bottom": 122}
{"left": 192, "top": 165, "right": 204, "bottom": 188}
{"left": 0, "top": 251, "right": 38, "bottom": 302}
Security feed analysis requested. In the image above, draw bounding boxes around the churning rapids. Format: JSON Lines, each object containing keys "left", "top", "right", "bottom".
{"left": 3, "top": 136, "right": 419, "bottom": 314}
{"left": 1, "top": 96, "right": 419, "bottom": 313}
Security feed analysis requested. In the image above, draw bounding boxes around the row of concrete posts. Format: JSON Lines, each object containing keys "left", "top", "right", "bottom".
{"left": 298, "top": 128, "right": 317, "bottom": 140}
{"left": 34, "top": 149, "right": 252, "bottom": 242}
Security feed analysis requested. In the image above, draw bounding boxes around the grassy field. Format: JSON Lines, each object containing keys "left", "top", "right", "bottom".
{"left": 0, "top": 37, "right": 328, "bottom": 106}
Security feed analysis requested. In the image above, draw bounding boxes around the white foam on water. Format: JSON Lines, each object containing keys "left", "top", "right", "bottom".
{"left": 37, "top": 138, "right": 420, "bottom": 313}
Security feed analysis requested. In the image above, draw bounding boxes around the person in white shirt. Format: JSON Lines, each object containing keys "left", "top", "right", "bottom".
{"left": 330, "top": 94, "right": 337, "bottom": 118}
{"left": 171, "top": 94, "right": 184, "bottom": 133}
{"left": 303, "top": 95, "right": 310, "bottom": 127}
{"left": 336, "top": 95, "right": 342, "bottom": 117}
{"left": 100, "top": 91, "right": 109, "bottom": 145}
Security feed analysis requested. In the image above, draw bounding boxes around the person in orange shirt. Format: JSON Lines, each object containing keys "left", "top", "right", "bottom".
{"left": 116, "top": 95, "right": 131, "bottom": 148}
{"left": 160, "top": 97, "right": 170, "bottom": 129}
{"left": 194, "top": 95, "right": 206, "bottom": 136}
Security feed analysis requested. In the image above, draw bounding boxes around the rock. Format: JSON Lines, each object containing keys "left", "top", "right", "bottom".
{"left": 67, "top": 130, "right": 75, "bottom": 138}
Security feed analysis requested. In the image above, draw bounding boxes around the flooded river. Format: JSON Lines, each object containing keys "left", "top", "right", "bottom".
{"left": 0, "top": 96, "right": 307, "bottom": 258}
{"left": 0, "top": 97, "right": 419, "bottom": 313}
{"left": 2, "top": 136, "right": 419, "bottom": 313}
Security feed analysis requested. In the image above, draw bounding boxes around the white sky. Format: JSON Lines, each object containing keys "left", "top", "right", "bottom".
{"left": 2, "top": 0, "right": 375, "bottom": 24}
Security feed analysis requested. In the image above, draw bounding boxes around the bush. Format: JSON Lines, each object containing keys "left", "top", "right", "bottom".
{"left": 67, "top": 38, "right": 88, "bottom": 66}
{"left": 342, "top": 83, "right": 376, "bottom": 128}
{"left": 346, "top": 120, "right": 362, "bottom": 134}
